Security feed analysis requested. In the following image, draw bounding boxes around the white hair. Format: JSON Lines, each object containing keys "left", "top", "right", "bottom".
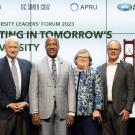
{"left": 5, "top": 36, "right": 20, "bottom": 46}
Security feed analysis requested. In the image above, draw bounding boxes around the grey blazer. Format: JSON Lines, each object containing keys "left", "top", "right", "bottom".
{"left": 29, "top": 56, "right": 76, "bottom": 119}
{"left": 97, "top": 60, "right": 134, "bottom": 114}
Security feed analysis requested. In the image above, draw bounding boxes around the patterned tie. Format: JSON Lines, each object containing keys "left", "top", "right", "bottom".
{"left": 11, "top": 60, "right": 20, "bottom": 99}
{"left": 52, "top": 59, "right": 57, "bottom": 87}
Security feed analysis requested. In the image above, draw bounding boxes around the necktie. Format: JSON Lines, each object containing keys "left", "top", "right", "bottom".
{"left": 52, "top": 59, "right": 57, "bottom": 87}
{"left": 11, "top": 60, "right": 20, "bottom": 99}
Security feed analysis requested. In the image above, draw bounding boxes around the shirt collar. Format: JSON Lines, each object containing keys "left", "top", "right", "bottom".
{"left": 6, "top": 56, "right": 17, "bottom": 63}
{"left": 47, "top": 56, "right": 58, "bottom": 62}
{"left": 107, "top": 59, "right": 120, "bottom": 65}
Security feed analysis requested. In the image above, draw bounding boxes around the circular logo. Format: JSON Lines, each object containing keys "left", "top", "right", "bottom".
{"left": 70, "top": 3, "right": 79, "bottom": 11}
{"left": 117, "top": 3, "right": 132, "bottom": 11}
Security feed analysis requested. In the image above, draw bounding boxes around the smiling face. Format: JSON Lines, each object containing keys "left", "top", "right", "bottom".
{"left": 76, "top": 52, "right": 90, "bottom": 71}
{"left": 107, "top": 40, "right": 121, "bottom": 63}
{"left": 45, "top": 37, "right": 59, "bottom": 58}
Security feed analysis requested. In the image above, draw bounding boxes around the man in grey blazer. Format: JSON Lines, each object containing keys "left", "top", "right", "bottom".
{"left": 29, "top": 36, "right": 76, "bottom": 135}
{"left": 97, "top": 40, "right": 134, "bottom": 135}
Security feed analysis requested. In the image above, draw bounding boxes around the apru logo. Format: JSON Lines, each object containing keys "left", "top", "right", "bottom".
{"left": 70, "top": 3, "right": 79, "bottom": 11}
{"left": 70, "top": 3, "right": 97, "bottom": 12}
{"left": 117, "top": 3, "right": 133, "bottom": 11}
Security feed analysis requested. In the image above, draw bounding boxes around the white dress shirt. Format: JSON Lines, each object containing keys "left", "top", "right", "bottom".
{"left": 107, "top": 59, "right": 120, "bottom": 101}
{"left": 7, "top": 56, "right": 21, "bottom": 95}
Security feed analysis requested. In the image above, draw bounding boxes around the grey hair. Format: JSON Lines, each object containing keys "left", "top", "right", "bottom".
{"left": 4, "top": 36, "right": 20, "bottom": 47}
{"left": 107, "top": 40, "right": 121, "bottom": 50}
{"left": 74, "top": 48, "right": 92, "bottom": 66}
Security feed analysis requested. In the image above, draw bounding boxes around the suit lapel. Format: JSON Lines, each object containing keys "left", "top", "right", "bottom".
{"left": 113, "top": 61, "right": 123, "bottom": 87}
{"left": 102, "top": 63, "right": 108, "bottom": 98}
{"left": 57, "top": 57, "right": 63, "bottom": 83}
{"left": 2, "top": 57, "right": 16, "bottom": 98}
{"left": 3, "top": 57, "right": 14, "bottom": 84}
{"left": 102, "top": 63, "right": 107, "bottom": 88}
{"left": 44, "top": 57, "right": 54, "bottom": 82}
{"left": 18, "top": 58, "right": 23, "bottom": 95}
{"left": 101, "top": 63, "right": 108, "bottom": 109}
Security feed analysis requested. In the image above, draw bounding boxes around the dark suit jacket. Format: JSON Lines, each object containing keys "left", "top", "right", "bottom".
{"left": 97, "top": 60, "right": 134, "bottom": 115}
{"left": 0, "top": 56, "right": 31, "bottom": 120}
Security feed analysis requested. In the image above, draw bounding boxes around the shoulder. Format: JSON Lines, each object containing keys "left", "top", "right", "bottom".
{"left": 0, "top": 57, "right": 5, "bottom": 63}
{"left": 97, "top": 63, "right": 106, "bottom": 72}
{"left": 0, "top": 57, "right": 5, "bottom": 67}
{"left": 97, "top": 63, "right": 106, "bottom": 69}
{"left": 59, "top": 57, "right": 71, "bottom": 66}
{"left": 18, "top": 58, "right": 31, "bottom": 66}
{"left": 89, "top": 67, "right": 101, "bottom": 77}
{"left": 120, "top": 61, "right": 133, "bottom": 73}
{"left": 32, "top": 57, "right": 47, "bottom": 65}
{"left": 120, "top": 61, "right": 132, "bottom": 66}
{"left": 90, "top": 67, "right": 97, "bottom": 73}
{"left": 120, "top": 61, "right": 133, "bottom": 68}
{"left": 0, "top": 56, "right": 10, "bottom": 66}
{"left": 19, "top": 58, "right": 31, "bottom": 64}
{"left": 17, "top": 58, "right": 32, "bottom": 71}
{"left": 0, "top": 57, "right": 3, "bottom": 61}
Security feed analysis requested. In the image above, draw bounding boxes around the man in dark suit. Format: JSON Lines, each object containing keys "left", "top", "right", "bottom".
{"left": 97, "top": 40, "right": 134, "bottom": 135}
{"left": 0, "top": 36, "right": 32, "bottom": 135}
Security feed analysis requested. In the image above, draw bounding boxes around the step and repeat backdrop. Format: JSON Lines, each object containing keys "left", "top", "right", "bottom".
{"left": 0, "top": 0, "right": 135, "bottom": 114}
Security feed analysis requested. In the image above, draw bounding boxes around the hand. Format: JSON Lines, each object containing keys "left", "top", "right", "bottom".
{"left": 66, "top": 115, "right": 74, "bottom": 126}
{"left": 32, "top": 113, "right": 41, "bottom": 126}
{"left": 16, "top": 102, "right": 28, "bottom": 111}
{"left": 92, "top": 110, "right": 102, "bottom": 123}
{"left": 8, "top": 102, "right": 28, "bottom": 112}
{"left": 8, "top": 103, "right": 21, "bottom": 112}
{"left": 119, "top": 109, "right": 129, "bottom": 122}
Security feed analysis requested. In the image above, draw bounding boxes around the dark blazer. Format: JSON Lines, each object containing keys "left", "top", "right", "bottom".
{"left": 97, "top": 60, "right": 134, "bottom": 114}
{"left": 0, "top": 56, "right": 31, "bottom": 119}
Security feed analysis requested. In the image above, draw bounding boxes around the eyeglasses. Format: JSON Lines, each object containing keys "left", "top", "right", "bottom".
{"left": 107, "top": 48, "right": 120, "bottom": 52}
{"left": 77, "top": 56, "right": 89, "bottom": 60}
